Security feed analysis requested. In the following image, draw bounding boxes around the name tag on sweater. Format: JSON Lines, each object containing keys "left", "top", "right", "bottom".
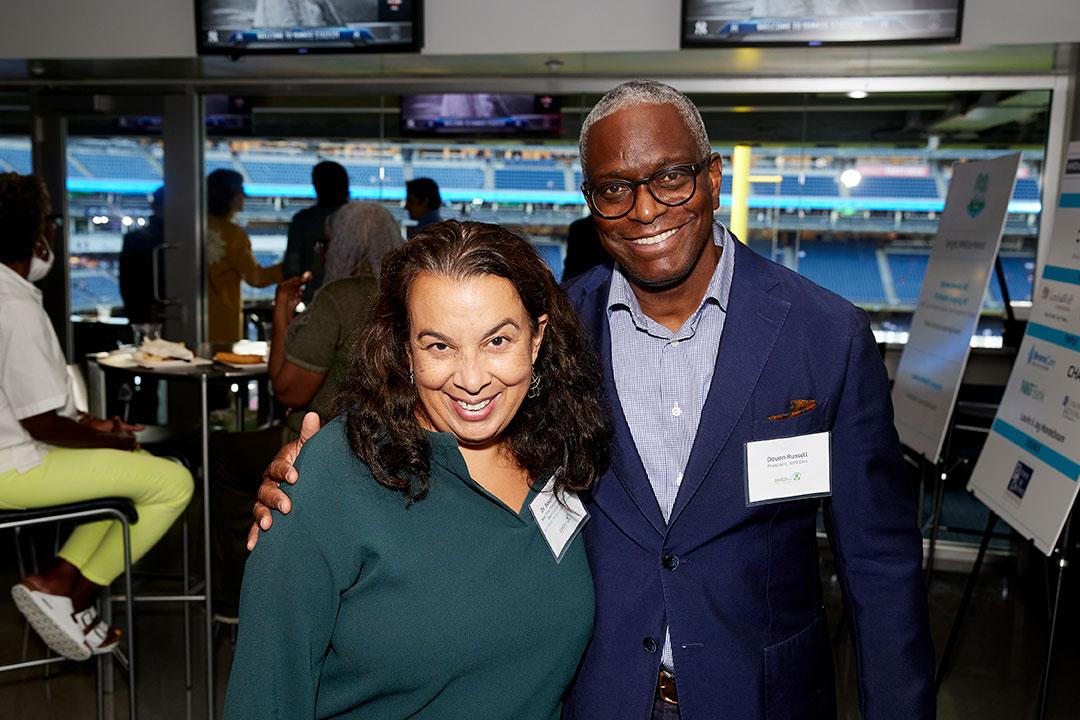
{"left": 530, "top": 475, "right": 589, "bottom": 563}
{"left": 744, "top": 431, "right": 832, "bottom": 505}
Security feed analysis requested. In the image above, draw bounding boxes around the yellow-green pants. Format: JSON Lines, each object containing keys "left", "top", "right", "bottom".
{"left": 0, "top": 447, "right": 193, "bottom": 586}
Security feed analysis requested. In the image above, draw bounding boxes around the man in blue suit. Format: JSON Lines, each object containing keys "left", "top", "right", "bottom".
{"left": 560, "top": 80, "right": 933, "bottom": 719}
{"left": 252, "top": 80, "right": 934, "bottom": 719}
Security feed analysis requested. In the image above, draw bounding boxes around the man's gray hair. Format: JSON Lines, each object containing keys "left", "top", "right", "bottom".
{"left": 578, "top": 80, "right": 711, "bottom": 175}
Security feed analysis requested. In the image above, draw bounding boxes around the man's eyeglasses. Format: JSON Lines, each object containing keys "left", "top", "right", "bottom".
{"left": 581, "top": 155, "right": 713, "bottom": 220}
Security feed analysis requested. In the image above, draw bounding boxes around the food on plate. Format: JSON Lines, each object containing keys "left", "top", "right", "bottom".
{"left": 213, "top": 352, "right": 265, "bottom": 365}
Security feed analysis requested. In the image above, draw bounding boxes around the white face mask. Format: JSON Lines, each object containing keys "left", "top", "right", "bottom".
{"left": 28, "top": 243, "right": 55, "bottom": 283}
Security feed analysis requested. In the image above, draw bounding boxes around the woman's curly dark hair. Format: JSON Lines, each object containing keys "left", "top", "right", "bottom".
{"left": 334, "top": 220, "right": 611, "bottom": 502}
{"left": 0, "top": 173, "right": 50, "bottom": 264}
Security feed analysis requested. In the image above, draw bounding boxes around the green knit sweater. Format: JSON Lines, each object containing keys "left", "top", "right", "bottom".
{"left": 224, "top": 417, "right": 594, "bottom": 719}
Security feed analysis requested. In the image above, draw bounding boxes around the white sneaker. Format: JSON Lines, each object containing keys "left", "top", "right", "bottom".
{"left": 10, "top": 583, "right": 91, "bottom": 661}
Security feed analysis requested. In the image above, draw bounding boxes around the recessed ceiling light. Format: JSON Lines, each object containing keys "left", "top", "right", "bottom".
{"left": 847, "top": 90, "right": 869, "bottom": 100}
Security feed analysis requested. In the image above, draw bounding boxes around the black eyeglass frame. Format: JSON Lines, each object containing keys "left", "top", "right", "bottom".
{"left": 581, "top": 154, "right": 716, "bottom": 220}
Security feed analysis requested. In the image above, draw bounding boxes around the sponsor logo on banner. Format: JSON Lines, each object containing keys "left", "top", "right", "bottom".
{"left": 1069, "top": 365, "right": 1080, "bottom": 381}
{"left": 1019, "top": 413, "right": 1067, "bottom": 444}
{"left": 1020, "top": 380, "right": 1046, "bottom": 402}
{"left": 1065, "top": 158, "right": 1080, "bottom": 175}
{"left": 1007, "top": 460, "right": 1033, "bottom": 501}
{"left": 967, "top": 172, "right": 990, "bottom": 218}
{"left": 1062, "top": 395, "right": 1080, "bottom": 423}
{"left": 1027, "top": 346, "right": 1057, "bottom": 371}
{"left": 1040, "top": 285, "right": 1076, "bottom": 308}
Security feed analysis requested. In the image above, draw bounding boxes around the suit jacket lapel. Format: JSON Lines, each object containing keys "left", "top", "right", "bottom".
{"left": 577, "top": 275, "right": 667, "bottom": 537}
{"left": 667, "top": 241, "right": 791, "bottom": 527}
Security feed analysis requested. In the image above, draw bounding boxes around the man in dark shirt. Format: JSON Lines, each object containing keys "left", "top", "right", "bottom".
{"left": 119, "top": 186, "right": 165, "bottom": 323}
{"left": 284, "top": 161, "right": 349, "bottom": 303}
{"left": 404, "top": 177, "right": 442, "bottom": 235}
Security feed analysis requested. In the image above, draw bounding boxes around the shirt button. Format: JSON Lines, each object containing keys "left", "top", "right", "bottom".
{"left": 670, "top": 339, "right": 680, "bottom": 347}
{"left": 671, "top": 403, "right": 682, "bottom": 417}
{"left": 643, "top": 637, "right": 658, "bottom": 654}
{"left": 663, "top": 554, "right": 680, "bottom": 570}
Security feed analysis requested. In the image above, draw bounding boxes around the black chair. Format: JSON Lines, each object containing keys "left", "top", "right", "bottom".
{"left": 0, "top": 498, "right": 138, "bottom": 720}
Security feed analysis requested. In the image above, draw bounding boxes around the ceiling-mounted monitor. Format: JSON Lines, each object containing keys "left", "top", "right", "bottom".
{"left": 681, "top": 0, "right": 962, "bottom": 47}
{"left": 400, "top": 94, "right": 562, "bottom": 137}
{"left": 197, "top": 0, "right": 422, "bottom": 55}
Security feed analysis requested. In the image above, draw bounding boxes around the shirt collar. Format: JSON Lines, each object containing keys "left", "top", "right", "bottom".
{"left": 607, "top": 221, "right": 734, "bottom": 323}
{"left": 0, "top": 262, "right": 43, "bottom": 302}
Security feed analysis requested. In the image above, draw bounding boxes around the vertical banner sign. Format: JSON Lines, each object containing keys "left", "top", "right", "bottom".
{"left": 969, "top": 143, "right": 1080, "bottom": 555}
{"left": 892, "top": 153, "right": 1021, "bottom": 463}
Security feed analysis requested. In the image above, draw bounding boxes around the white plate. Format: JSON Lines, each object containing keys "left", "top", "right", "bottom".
{"left": 134, "top": 357, "right": 213, "bottom": 371}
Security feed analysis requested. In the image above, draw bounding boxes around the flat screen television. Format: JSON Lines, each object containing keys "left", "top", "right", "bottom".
{"left": 197, "top": 0, "right": 421, "bottom": 55}
{"left": 400, "top": 94, "right": 562, "bottom": 137}
{"left": 681, "top": 0, "right": 963, "bottom": 47}
{"left": 115, "top": 96, "right": 253, "bottom": 135}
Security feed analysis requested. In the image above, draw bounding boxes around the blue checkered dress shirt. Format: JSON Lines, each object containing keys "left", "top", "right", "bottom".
{"left": 606, "top": 221, "right": 735, "bottom": 671}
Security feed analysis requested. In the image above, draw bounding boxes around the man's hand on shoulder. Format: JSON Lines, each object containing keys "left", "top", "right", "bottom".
{"left": 247, "top": 412, "right": 322, "bottom": 551}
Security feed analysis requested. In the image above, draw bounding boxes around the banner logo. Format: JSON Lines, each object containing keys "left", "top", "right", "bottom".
{"left": 1007, "top": 460, "right": 1033, "bottom": 501}
{"left": 1027, "top": 346, "right": 1056, "bottom": 371}
{"left": 966, "top": 172, "right": 989, "bottom": 218}
{"left": 1020, "top": 380, "right": 1045, "bottom": 401}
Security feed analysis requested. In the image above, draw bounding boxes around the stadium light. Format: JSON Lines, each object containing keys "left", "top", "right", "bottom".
{"left": 840, "top": 169, "right": 862, "bottom": 189}
{"left": 122, "top": 216, "right": 134, "bottom": 227}
{"left": 137, "top": 218, "right": 146, "bottom": 227}
{"left": 847, "top": 90, "right": 869, "bottom": 100}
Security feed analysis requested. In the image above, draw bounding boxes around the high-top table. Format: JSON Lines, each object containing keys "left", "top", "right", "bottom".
{"left": 87, "top": 343, "right": 269, "bottom": 720}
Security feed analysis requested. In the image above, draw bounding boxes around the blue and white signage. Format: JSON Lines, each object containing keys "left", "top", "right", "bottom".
{"left": 892, "top": 154, "right": 1021, "bottom": 462}
{"left": 969, "top": 143, "right": 1080, "bottom": 554}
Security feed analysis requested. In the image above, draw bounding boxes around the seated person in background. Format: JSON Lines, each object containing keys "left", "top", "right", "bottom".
{"left": 119, "top": 185, "right": 166, "bottom": 323}
{"left": 224, "top": 220, "right": 610, "bottom": 720}
{"left": 210, "top": 202, "right": 402, "bottom": 620}
{"left": 284, "top": 160, "right": 350, "bottom": 304}
{"left": 404, "top": 177, "right": 442, "bottom": 234}
{"left": 0, "top": 173, "right": 193, "bottom": 661}
{"left": 206, "top": 168, "right": 283, "bottom": 343}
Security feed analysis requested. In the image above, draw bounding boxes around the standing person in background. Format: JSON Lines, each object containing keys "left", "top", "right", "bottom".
{"left": 209, "top": 201, "right": 402, "bottom": 622}
{"left": 206, "top": 169, "right": 283, "bottom": 343}
{"left": 119, "top": 185, "right": 166, "bottom": 323}
{"left": 284, "top": 160, "right": 349, "bottom": 304}
{"left": 404, "top": 177, "right": 442, "bottom": 235}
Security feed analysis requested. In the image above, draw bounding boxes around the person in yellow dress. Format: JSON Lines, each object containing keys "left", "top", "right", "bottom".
{"left": 206, "top": 169, "right": 283, "bottom": 342}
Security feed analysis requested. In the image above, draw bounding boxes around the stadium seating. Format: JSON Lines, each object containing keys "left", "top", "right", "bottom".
{"left": 850, "top": 176, "right": 939, "bottom": 199}
{"left": 72, "top": 151, "right": 159, "bottom": 181}
{"left": 0, "top": 145, "right": 32, "bottom": 174}
{"left": 887, "top": 253, "right": 930, "bottom": 305}
{"left": 341, "top": 163, "right": 405, "bottom": 186}
{"left": 1012, "top": 178, "right": 1040, "bottom": 201}
{"left": 494, "top": 169, "right": 565, "bottom": 191}
{"left": 241, "top": 160, "right": 313, "bottom": 185}
{"left": 412, "top": 165, "right": 484, "bottom": 189}
{"left": 796, "top": 241, "right": 887, "bottom": 305}
{"left": 987, "top": 256, "right": 1035, "bottom": 304}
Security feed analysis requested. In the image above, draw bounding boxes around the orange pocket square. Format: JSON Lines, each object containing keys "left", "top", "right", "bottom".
{"left": 767, "top": 399, "right": 818, "bottom": 421}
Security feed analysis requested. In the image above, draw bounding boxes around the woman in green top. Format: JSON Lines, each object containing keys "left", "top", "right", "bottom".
{"left": 224, "top": 221, "right": 611, "bottom": 719}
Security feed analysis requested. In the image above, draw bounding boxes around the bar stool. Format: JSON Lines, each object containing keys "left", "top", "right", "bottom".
{"left": 0, "top": 498, "right": 138, "bottom": 720}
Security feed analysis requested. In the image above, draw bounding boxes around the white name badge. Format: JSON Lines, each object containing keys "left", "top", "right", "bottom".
{"left": 529, "top": 475, "right": 589, "bottom": 563}
{"left": 744, "top": 431, "right": 832, "bottom": 506}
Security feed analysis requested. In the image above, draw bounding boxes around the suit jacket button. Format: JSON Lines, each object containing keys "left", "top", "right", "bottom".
{"left": 643, "top": 637, "right": 658, "bottom": 654}
{"left": 663, "top": 554, "right": 679, "bottom": 570}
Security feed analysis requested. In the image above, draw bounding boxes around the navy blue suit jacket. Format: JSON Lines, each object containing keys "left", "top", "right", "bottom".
{"left": 562, "top": 238, "right": 934, "bottom": 720}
